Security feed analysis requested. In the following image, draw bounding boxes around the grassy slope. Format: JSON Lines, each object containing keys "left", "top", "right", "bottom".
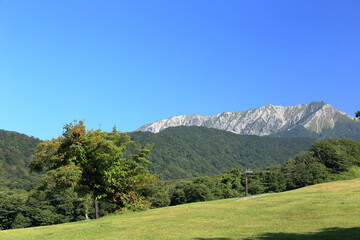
{"left": 1, "top": 179, "right": 359, "bottom": 240}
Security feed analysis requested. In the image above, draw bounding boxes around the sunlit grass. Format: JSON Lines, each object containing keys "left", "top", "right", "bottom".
{"left": 1, "top": 178, "right": 359, "bottom": 240}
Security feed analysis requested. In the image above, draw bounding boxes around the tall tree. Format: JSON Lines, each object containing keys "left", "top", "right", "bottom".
{"left": 30, "top": 121, "right": 155, "bottom": 218}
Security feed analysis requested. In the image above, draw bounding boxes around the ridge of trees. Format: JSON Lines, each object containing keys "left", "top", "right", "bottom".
{"left": 140, "top": 138, "right": 360, "bottom": 208}
{"left": 0, "top": 130, "right": 41, "bottom": 190}
{"left": 1, "top": 121, "right": 360, "bottom": 230}
{"left": 1, "top": 135, "right": 359, "bottom": 229}
{"left": 1, "top": 122, "right": 155, "bottom": 229}
{"left": 130, "top": 126, "right": 315, "bottom": 179}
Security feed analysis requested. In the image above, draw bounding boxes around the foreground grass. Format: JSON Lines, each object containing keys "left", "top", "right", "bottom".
{"left": 1, "top": 179, "right": 359, "bottom": 240}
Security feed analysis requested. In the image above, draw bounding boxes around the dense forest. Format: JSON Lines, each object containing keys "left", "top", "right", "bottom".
{"left": 0, "top": 130, "right": 40, "bottom": 190}
{"left": 140, "top": 138, "right": 360, "bottom": 208}
{"left": 0, "top": 126, "right": 315, "bottom": 186}
{"left": 130, "top": 126, "right": 315, "bottom": 179}
{"left": 1, "top": 137, "right": 359, "bottom": 230}
{"left": 1, "top": 127, "right": 360, "bottom": 230}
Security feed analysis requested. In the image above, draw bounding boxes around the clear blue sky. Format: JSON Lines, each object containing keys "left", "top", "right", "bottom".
{"left": 1, "top": 0, "right": 359, "bottom": 140}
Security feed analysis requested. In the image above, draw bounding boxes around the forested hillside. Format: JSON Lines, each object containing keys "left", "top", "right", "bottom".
{"left": 140, "top": 138, "right": 360, "bottom": 209}
{"left": 130, "top": 126, "right": 315, "bottom": 179}
{"left": 0, "top": 130, "right": 41, "bottom": 190}
{"left": 1, "top": 126, "right": 359, "bottom": 230}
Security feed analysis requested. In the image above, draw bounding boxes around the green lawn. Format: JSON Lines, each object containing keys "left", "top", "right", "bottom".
{"left": 1, "top": 179, "right": 359, "bottom": 240}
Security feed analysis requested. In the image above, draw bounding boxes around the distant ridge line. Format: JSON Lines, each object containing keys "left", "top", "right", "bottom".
{"left": 136, "top": 102, "right": 356, "bottom": 137}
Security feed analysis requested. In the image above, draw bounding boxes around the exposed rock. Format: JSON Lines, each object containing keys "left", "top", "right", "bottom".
{"left": 137, "top": 102, "right": 355, "bottom": 136}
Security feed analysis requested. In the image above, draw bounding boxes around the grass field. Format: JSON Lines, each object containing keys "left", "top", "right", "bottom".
{"left": 1, "top": 179, "right": 359, "bottom": 240}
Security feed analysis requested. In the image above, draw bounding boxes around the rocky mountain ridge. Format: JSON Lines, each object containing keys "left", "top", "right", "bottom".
{"left": 137, "top": 102, "right": 357, "bottom": 137}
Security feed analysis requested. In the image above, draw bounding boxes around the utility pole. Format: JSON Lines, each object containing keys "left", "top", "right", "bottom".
{"left": 241, "top": 169, "right": 253, "bottom": 196}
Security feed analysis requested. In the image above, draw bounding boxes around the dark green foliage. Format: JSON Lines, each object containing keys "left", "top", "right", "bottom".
{"left": 140, "top": 182, "right": 171, "bottom": 208}
{"left": 273, "top": 125, "right": 321, "bottom": 139}
{"left": 169, "top": 184, "right": 187, "bottom": 205}
{"left": 130, "top": 126, "right": 315, "bottom": 179}
{"left": 0, "top": 187, "right": 94, "bottom": 230}
{"left": 262, "top": 166, "right": 286, "bottom": 193}
{"left": 0, "top": 130, "right": 41, "bottom": 190}
{"left": 282, "top": 157, "right": 329, "bottom": 190}
{"left": 356, "top": 110, "right": 360, "bottom": 118}
{"left": 220, "top": 168, "right": 244, "bottom": 193}
{"left": 1, "top": 125, "right": 360, "bottom": 230}
{"left": 11, "top": 213, "right": 32, "bottom": 229}
{"left": 141, "top": 173, "right": 243, "bottom": 207}
{"left": 311, "top": 138, "right": 360, "bottom": 171}
{"left": 166, "top": 175, "right": 242, "bottom": 206}
{"left": 142, "top": 138, "right": 360, "bottom": 208}
{"left": 0, "top": 124, "right": 156, "bottom": 230}
{"left": 282, "top": 138, "right": 360, "bottom": 189}
{"left": 0, "top": 189, "right": 28, "bottom": 230}
{"left": 23, "top": 190, "right": 77, "bottom": 226}
{"left": 31, "top": 121, "right": 155, "bottom": 212}
{"left": 287, "top": 156, "right": 323, "bottom": 189}
{"left": 19, "top": 187, "right": 118, "bottom": 228}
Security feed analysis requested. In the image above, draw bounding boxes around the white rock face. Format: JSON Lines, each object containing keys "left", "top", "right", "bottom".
{"left": 136, "top": 102, "right": 354, "bottom": 136}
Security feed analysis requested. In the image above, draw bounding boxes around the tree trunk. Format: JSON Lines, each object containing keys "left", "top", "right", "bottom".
{"left": 245, "top": 175, "right": 248, "bottom": 196}
{"left": 94, "top": 199, "right": 99, "bottom": 219}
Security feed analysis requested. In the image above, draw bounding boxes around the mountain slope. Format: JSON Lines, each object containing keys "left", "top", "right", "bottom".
{"left": 137, "top": 102, "right": 360, "bottom": 139}
{"left": 130, "top": 126, "right": 315, "bottom": 179}
{"left": 0, "top": 130, "right": 41, "bottom": 190}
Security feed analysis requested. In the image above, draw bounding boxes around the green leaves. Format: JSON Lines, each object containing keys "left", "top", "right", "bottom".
{"left": 0, "top": 130, "right": 40, "bottom": 190}
{"left": 30, "top": 121, "right": 155, "bottom": 213}
{"left": 41, "top": 164, "right": 82, "bottom": 191}
{"left": 129, "top": 126, "right": 315, "bottom": 180}
{"left": 355, "top": 110, "right": 360, "bottom": 119}
{"left": 311, "top": 138, "right": 360, "bottom": 171}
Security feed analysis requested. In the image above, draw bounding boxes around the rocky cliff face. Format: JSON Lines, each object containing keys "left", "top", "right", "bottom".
{"left": 137, "top": 102, "right": 356, "bottom": 136}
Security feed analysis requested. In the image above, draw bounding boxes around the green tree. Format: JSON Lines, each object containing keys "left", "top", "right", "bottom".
{"left": 311, "top": 139, "right": 360, "bottom": 172}
{"left": 0, "top": 190, "right": 28, "bottom": 230}
{"left": 356, "top": 111, "right": 360, "bottom": 119}
{"left": 282, "top": 151, "right": 329, "bottom": 189}
{"left": 11, "top": 213, "right": 32, "bottom": 229}
{"left": 30, "top": 121, "right": 155, "bottom": 218}
{"left": 140, "top": 182, "right": 171, "bottom": 208}
{"left": 262, "top": 166, "right": 286, "bottom": 193}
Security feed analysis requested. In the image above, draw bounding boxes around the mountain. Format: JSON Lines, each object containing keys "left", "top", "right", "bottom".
{"left": 137, "top": 102, "right": 360, "bottom": 139}
{"left": 0, "top": 126, "right": 314, "bottom": 185}
{"left": 0, "top": 130, "right": 41, "bottom": 190}
{"left": 130, "top": 126, "right": 315, "bottom": 179}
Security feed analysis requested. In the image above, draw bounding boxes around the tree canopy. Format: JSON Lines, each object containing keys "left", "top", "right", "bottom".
{"left": 30, "top": 121, "right": 155, "bottom": 215}
{"left": 0, "top": 130, "right": 40, "bottom": 190}
{"left": 130, "top": 126, "right": 315, "bottom": 179}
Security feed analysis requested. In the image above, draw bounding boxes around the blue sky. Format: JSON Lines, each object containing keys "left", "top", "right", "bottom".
{"left": 1, "top": 0, "right": 359, "bottom": 140}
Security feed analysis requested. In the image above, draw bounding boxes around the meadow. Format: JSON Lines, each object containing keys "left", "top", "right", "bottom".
{"left": 0, "top": 178, "right": 359, "bottom": 240}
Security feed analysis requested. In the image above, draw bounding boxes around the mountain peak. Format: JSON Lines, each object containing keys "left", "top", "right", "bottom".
{"left": 136, "top": 102, "right": 356, "bottom": 137}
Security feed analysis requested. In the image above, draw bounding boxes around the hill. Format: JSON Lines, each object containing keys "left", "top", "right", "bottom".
{"left": 1, "top": 178, "right": 359, "bottom": 240}
{"left": 137, "top": 102, "right": 360, "bottom": 140}
{"left": 0, "top": 130, "right": 41, "bottom": 190}
{"left": 0, "top": 125, "right": 314, "bottom": 186}
{"left": 130, "top": 126, "right": 315, "bottom": 179}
